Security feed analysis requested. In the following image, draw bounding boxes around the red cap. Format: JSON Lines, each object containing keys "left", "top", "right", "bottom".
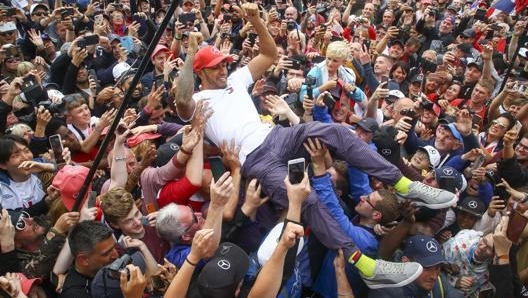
{"left": 126, "top": 132, "right": 162, "bottom": 148}
{"left": 193, "top": 46, "right": 234, "bottom": 72}
{"left": 17, "top": 273, "right": 42, "bottom": 295}
{"left": 151, "top": 44, "right": 169, "bottom": 59}
{"left": 52, "top": 165, "right": 91, "bottom": 211}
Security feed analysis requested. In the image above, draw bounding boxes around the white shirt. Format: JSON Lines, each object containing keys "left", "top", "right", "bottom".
{"left": 192, "top": 66, "right": 272, "bottom": 165}
{"left": 67, "top": 116, "right": 99, "bottom": 141}
{"left": 0, "top": 175, "right": 46, "bottom": 209}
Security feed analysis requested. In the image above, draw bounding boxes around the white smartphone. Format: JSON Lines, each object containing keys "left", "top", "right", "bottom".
{"left": 288, "top": 158, "right": 305, "bottom": 184}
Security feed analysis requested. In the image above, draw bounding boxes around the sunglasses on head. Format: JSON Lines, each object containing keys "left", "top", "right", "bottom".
{"left": 15, "top": 211, "right": 30, "bottom": 231}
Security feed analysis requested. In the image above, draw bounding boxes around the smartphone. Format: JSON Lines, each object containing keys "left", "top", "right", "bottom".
{"left": 288, "top": 158, "right": 305, "bottom": 184}
{"left": 323, "top": 94, "right": 336, "bottom": 110}
{"left": 477, "top": 289, "right": 494, "bottom": 298}
{"left": 438, "top": 176, "right": 456, "bottom": 193}
{"left": 471, "top": 154, "right": 486, "bottom": 171}
{"left": 4, "top": 7, "right": 16, "bottom": 16}
{"left": 474, "top": 8, "right": 486, "bottom": 21}
{"left": 132, "top": 13, "right": 142, "bottom": 23}
{"left": 87, "top": 192, "right": 97, "bottom": 208}
{"left": 78, "top": 35, "right": 99, "bottom": 48}
{"left": 49, "top": 134, "right": 66, "bottom": 165}
{"left": 151, "top": 275, "right": 166, "bottom": 291}
{"left": 208, "top": 156, "right": 226, "bottom": 182}
{"left": 248, "top": 32, "right": 258, "bottom": 46}
{"left": 141, "top": 216, "right": 149, "bottom": 226}
{"left": 223, "top": 13, "right": 232, "bottom": 22}
{"left": 287, "top": 58, "right": 302, "bottom": 70}
{"left": 179, "top": 12, "right": 196, "bottom": 24}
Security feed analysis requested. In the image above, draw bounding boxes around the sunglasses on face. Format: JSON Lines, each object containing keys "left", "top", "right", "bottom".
{"left": 5, "top": 56, "right": 21, "bottom": 63}
{"left": 32, "top": 12, "right": 48, "bottom": 16}
{"left": 0, "top": 30, "right": 15, "bottom": 37}
{"left": 491, "top": 119, "right": 507, "bottom": 129}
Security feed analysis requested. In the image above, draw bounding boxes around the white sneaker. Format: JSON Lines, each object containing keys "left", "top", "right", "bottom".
{"left": 398, "top": 181, "right": 458, "bottom": 209}
{"left": 362, "top": 259, "right": 423, "bottom": 289}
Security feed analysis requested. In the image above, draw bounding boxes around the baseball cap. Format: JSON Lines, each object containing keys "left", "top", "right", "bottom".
{"left": 113, "top": 62, "right": 131, "bottom": 81}
{"left": 16, "top": 273, "right": 42, "bottom": 295}
{"left": 461, "top": 28, "right": 475, "bottom": 38}
{"left": 29, "top": 3, "right": 48, "bottom": 14}
{"left": 52, "top": 165, "right": 91, "bottom": 211}
{"left": 443, "top": 16, "right": 455, "bottom": 25}
{"left": 456, "top": 196, "right": 485, "bottom": 217}
{"left": 467, "top": 61, "right": 483, "bottom": 72}
{"left": 260, "top": 81, "right": 278, "bottom": 95}
{"left": 126, "top": 132, "right": 161, "bottom": 148}
{"left": 435, "top": 165, "right": 467, "bottom": 193}
{"left": 193, "top": 45, "right": 234, "bottom": 72}
{"left": 91, "top": 251, "right": 147, "bottom": 298}
{"left": 403, "top": 235, "right": 446, "bottom": 267}
{"left": 156, "top": 133, "right": 183, "bottom": 167}
{"left": 411, "top": 74, "right": 424, "bottom": 84}
{"left": 150, "top": 44, "right": 169, "bottom": 59}
{"left": 108, "top": 34, "right": 121, "bottom": 43}
{"left": 389, "top": 39, "right": 404, "bottom": 48}
{"left": 0, "top": 22, "right": 16, "bottom": 32}
{"left": 446, "top": 5, "right": 458, "bottom": 12}
{"left": 520, "top": 47, "right": 528, "bottom": 59}
{"left": 195, "top": 242, "right": 250, "bottom": 298}
{"left": 388, "top": 89, "right": 405, "bottom": 99}
{"left": 416, "top": 145, "right": 441, "bottom": 168}
{"left": 355, "top": 117, "right": 379, "bottom": 133}
{"left": 442, "top": 123, "right": 463, "bottom": 142}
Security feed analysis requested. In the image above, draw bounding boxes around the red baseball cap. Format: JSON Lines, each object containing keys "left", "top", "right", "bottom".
{"left": 126, "top": 132, "right": 162, "bottom": 148}
{"left": 193, "top": 45, "right": 234, "bottom": 72}
{"left": 16, "top": 273, "right": 42, "bottom": 295}
{"left": 151, "top": 44, "right": 169, "bottom": 59}
{"left": 52, "top": 165, "right": 91, "bottom": 211}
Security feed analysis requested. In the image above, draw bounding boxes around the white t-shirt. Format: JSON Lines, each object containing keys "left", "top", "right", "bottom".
{"left": 0, "top": 175, "right": 46, "bottom": 209}
{"left": 192, "top": 66, "right": 272, "bottom": 165}
{"left": 67, "top": 116, "right": 99, "bottom": 141}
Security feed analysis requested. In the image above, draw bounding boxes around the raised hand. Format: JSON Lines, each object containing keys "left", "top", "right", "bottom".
{"left": 210, "top": 172, "right": 234, "bottom": 207}
{"left": 221, "top": 139, "right": 241, "bottom": 171}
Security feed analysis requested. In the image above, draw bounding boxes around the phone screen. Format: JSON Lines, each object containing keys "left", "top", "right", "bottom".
{"left": 438, "top": 176, "right": 456, "bottom": 193}
{"left": 288, "top": 158, "right": 305, "bottom": 184}
{"left": 49, "top": 134, "right": 66, "bottom": 164}
{"left": 208, "top": 156, "right": 226, "bottom": 182}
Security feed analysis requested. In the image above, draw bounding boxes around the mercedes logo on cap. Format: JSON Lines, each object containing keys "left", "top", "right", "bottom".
{"left": 381, "top": 149, "right": 392, "bottom": 155}
{"left": 468, "top": 200, "right": 478, "bottom": 209}
{"left": 442, "top": 168, "right": 453, "bottom": 176}
{"left": 217, "top": 259, "right": 231, "bottom": 270}
{"left": 426, "top": 241, "right": 438, "bottom": 253}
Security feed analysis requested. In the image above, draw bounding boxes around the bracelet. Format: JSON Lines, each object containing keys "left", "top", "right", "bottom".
{"left": 185, "top": 257, "right": 198, "bottom": 266}
{"left": 174, "top": 34, "right": 182, "bottom": 40}
{"left": 180, "top": 147, "right": 193, "bottom": 155}
{"left": 49, "top": 227, "right": 65, "bottom": 237}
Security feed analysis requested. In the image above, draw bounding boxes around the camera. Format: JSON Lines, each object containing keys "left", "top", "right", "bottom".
{"left": 21, "top": 75, "right": 44, "bottom": 103}
{"left": 429, "top": 8, "right": 437, "bottom": 16}
{"left": 323, "top": 93, "right": 336, "bottom": 110}
{"left": 60, "top": 7, "right": 74, "bottom": 19}
{"left": 37, "top": 100, "right": 66, "bottom": 114}
{"left": 304, "top": 75, "right": 316, "bottom": 100}
{"left": 107, "top": 254, "right": 132, "bottom": 280}
{"left": 420, "top": 99, "right": 434, "bottom": 111}
{"left": 286, "top": 21, "right": 297, "bottom": 31}
{"left": 179, "top": 12, "right": 196, "bottom": 25}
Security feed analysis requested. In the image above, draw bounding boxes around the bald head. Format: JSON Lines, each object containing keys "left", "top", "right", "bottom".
{"left": 285, "top": 7, "right": 298, "bottom": 21}
{"left": 393, "top": 97, "right": 415, "bottom": 122}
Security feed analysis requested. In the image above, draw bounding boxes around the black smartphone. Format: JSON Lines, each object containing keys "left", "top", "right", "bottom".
{"left": 223, "top": 12, "right": 232, "bottom": 22}
{"left": 287, "top": 58, "right": 302, "bottom": 70}
{"left": 208, "top": 156, "right": 226, "bottom": 182}
{"left": 132, "top": 13, "right": 142, "bottom": 23}
{"left": 5, "top": 7, "right": 16, "bottom": 16}
{"left": 80, "top": 35, "right": 99, "bottom": 48}
{"left": 87, "top": 192, "right": 97, "bottom": 208}
{"left": 438, "top": 176, "right": 456, "bottom": 193}
{"left": 323, "top": 93, "right": 336, "bottom": 110}
{"left": 179, "top": 12, "right": 196, "bottom": 24}
{"left": 364, "top": 39, "right": 371, "bottom": 50}
{"left": 49, "top": 134, "right": 66, "bottom": 164}
{"left": 288, "top": 158, "right": 305, "bottom": 184}
{"left": 475, "top": 8, "right": 486, "bottom": 21}
{"left": 247, "top": 32, "right": 258, "bottom": 46}
{"left": 61, "top": 7, "right": 74, "bottom": 19}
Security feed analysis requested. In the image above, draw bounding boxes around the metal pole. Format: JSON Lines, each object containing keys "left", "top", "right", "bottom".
{"left": 498, "top": 23, "right": 528, "bottom": 93}
{"left": 72, "top": 0, "right": 180, "bottom": 211}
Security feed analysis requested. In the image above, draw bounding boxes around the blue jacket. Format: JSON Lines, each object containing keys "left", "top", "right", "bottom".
{"left": 369, "top": 274, "right": 464, "bottom": 298}
{"left": 311, "top": 173, "right": 378, "bottom": 298}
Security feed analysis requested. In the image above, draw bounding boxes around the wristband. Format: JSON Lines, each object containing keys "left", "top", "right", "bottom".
{"left": 180, "top": 147, "right": 193, "bottom": 155}
{"left": 186, "top": 257, "right": 198, "bottom": 266}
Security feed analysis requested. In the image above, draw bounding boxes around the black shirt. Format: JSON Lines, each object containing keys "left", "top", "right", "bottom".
{"left": 59, "top": 269, "right": 93, "bottom": 298}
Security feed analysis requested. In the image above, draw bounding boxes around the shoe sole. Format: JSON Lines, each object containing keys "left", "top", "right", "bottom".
{"left": 397, "top": 194, "right": 458, "bottom": 210}
{"left": 366, "top": 265, "right": 424, "bottom": 289}
{"left": 411, "top": 195, "right": 458, "bottom": 209}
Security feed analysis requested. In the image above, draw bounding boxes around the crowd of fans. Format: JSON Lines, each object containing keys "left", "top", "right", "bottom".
{"left": 0, "top": 0, "right": 527, "bottom": 296}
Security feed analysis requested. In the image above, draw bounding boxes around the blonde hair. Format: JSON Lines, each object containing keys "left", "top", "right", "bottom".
{"left": 326, "top": 41, "right": 349, "bottom": 61}
{"left": 288, "top": 31, "right": 306, "bottom": 53}
{"left": 7, "top": 123, "right": 32, "bottom": 137}
{"left": 16, "top": 61, "right": 35, "bottom": 77}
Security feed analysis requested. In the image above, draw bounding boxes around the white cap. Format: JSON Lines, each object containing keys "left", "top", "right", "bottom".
{"left": 29, "top": 3, "right": 48, "bottom": 14}
{"left": 0, "top": 22, "right": 16, "bottom": 32}
{"left": 418, "top": 145, "right": 441, "bottom": 168}
{"left": 388, "top": 90, "right": 405, "bottom": 99}
{"left": 112, "top": 62, "right": 131, "bottom": 81}
{"left": 257, "top": 222, "right": 304, "bottom": 266}
{"left": 519, "top": 47, "right": 528, "bottom": 59}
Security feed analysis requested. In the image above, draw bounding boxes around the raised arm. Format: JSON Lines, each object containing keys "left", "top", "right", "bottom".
{"left": 173, "top": 32, "right": 202, "bottom": 120}
{"left": 243, "top": 3, "right": 277, "bottom": 82}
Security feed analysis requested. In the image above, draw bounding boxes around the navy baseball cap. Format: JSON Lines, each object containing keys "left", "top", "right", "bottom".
{"left": 435, "top": 165, "right": 467, "bottom": 193}
{"left": 403, "top": 235, "right": 446, "bottom": 267}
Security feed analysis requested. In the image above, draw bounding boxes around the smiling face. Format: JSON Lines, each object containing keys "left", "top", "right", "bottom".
{"left": 198, "top": 61, "right": 229, "bottom": 89}
{"left": 0, "top": 142, "right": 34, "bottom": 182}
{"left": 487, "top": 116, "right": 510, "bottom": 139}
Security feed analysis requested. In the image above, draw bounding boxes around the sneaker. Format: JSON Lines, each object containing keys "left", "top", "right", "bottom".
{"left": 362, "top": 259, "right": 423, "bottom": 289}
{"left": 398, "top": 181, "right": 458, "bottom": 209}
